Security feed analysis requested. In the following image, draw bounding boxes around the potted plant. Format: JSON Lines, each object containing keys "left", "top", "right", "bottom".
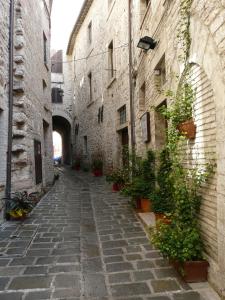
{"left": 159, "top": 82, "right": 196, "bottom": 139}
{"left": 73, "top": 160, "right": 81, "bottom": 171}
{"left": 106, "top": 168, "right": 128, "bottom": 192}
{"left": 151, "top": 149, "right": 173, "bottom": 223}
{"left": 92, "top": 159, "right": 103, "bottom": 176}
{"left": 151, "top": 163, "right": 213, "bottom": 282}
{"left": 4, "top": 191, "right": 34, "bottom": 221}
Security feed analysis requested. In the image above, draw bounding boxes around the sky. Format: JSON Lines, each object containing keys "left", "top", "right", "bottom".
{"left": 51, "top": 0, "right": 84, "bottom": 51}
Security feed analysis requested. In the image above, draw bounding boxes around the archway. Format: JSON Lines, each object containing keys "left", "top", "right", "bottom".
{"left": 52, "top": 116, "right": 72, "bottom": 165}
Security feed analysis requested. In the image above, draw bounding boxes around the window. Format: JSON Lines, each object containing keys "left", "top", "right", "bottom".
{"left": 155, "top": 100, "right": 167, "bottom": 149}
{"left": 154, "top": 55, "right": 166, "bottom": 90}
{"left": 43, "top": 120, "right": 49, "bottom": 157}
{"left": 98, "top": 106, "right": 104, "bottom": 123}
{"left": 51, "top": 87, "right": 63, "bottom": 103}
{"left": 43, "top": 32, "right": 47, "bottom": 65}
{"left": 88, "top": 21, "right": 92, "bottom": 44}
{"left": 108, "top": 41, "right": 114, "bottom": 79}
{"left": 88, "top": 72, "right": 92, "bottom": 102}
{"left": 119, "top": 105, "right": 126, "bottom": 125}
{"left": 139, "top": 82, "right": 146, "bottom": 108}
{"left": 84, "top": 136, "right": 88, "bottom": 155}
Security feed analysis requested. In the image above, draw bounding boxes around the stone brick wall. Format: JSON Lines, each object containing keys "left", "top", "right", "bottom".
{"left": 0, "top": 0, "right": 10, "bottom": 221}
{"left": 51, "top": 51, "right": 74, "bottom": 163}
{"left": 11, "top": 0, "right": 54, "bottom": 192}
{"left": 68, "top": 0, "right": 225, "bottom": 296}
{"left": 69, "top": 0, "right": 130, "bottom": 170}
{"left": 131, "top": 0, "right": 225, "bottom": 296}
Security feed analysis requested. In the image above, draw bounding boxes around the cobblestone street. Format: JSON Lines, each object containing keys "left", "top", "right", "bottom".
{"left": 0, "top": 169, "right": 202, "bottom": 300}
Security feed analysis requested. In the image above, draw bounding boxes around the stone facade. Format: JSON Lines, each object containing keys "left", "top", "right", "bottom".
{"left": 67, "top": 0, "right": 131, "bottom": 170}
{"left": 0, "top": 0, "right": 10, "bottom": 220}
{"left": 11, "top": 0, "right": 54, "bottom": 191}
{"left": 51, "top": 50, "right": 74, "bottom": 164}
{"left": 0, "top": 0, "right": 54, "bottom": 221}
{"left": 67, "top": 0, "right": 225, "bottom": 297}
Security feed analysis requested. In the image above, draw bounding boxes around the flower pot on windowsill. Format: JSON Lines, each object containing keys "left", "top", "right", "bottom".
{"left": 93, "top": 170, "right": 103, "bottom": 177}
{"left": 141, "top": 198, "right": 152, "bottom": 212}
{"left": 177, "top": 119, "right": 196, "bottom": 139}
{"left": 171, "top": 260, "right": 209, "bottom": 283}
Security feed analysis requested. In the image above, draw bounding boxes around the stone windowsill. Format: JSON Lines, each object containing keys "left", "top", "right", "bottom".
{"left": 116, "top": 122, "right": 128, "bottom": 132}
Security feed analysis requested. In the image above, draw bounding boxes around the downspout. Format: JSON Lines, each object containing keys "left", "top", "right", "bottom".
{"left": 128, "top": 0, "right": 135, "bottom": 157}
{"left": 5, "top": 0, "right": 15, "bottom": 217}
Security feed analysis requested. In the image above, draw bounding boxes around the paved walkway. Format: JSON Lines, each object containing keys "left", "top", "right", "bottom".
{"left": 0, "top": 169, "right": 202, "bottom": 300}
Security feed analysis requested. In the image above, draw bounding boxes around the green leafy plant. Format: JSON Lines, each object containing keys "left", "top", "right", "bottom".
{"left": 151, "top": 221, "right": 204, "bottom": 262}
{"left": 5, "top": 191, "right": 35, "bottom": 219}
{"left": 121, "top": 176, "right": 152, "bottom": 199}
{"left": 121, "top": 150, "right": 156, "bottom": 200}
{"left": 106, "top": 168, "right": 128, "bottom": 185}
{"left": 151, "top": 149, "right": 174, "bottom": 214}
{"left": 159, "top": 81, "right": 195, "bottom": 128}
{"left": 151, "top": 162, "right": 214, "bottom": 262}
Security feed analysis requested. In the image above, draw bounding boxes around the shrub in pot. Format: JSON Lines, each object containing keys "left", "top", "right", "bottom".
{"left": 4, "top": 191, "right": 34, "bottom": 220}
{"left": 151, "top": 149, "right": 174, "bottom": 222}
{"left": 91, "top": 159, "right": 103, "bottom": 176}
{"left": 106, "top": 168, "right": 128, "bottom": 192}
{"left": 151, "top": 163, "right": 213, "bottom": 282}
{"left": 121, "top": 177, "right": 152, "bottom": 212}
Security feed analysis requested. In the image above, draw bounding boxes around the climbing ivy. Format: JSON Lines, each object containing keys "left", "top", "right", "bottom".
{"left": 177, "top": 0, "right": 193, "bottom": 63}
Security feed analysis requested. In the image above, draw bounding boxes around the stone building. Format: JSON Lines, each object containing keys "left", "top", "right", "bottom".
{"left": 67, "top": 0, "right": 131, "bottom": 170}
{"left": 0, "top": 0, "right": 10, "bottom": 220}
{"left": 131, "top": 0, "right": 225, "bottom": 296}
{"left": 67, "top": 0, "right": 225, "bottom": 296}
{"left": 51, "top": 50, "right": 74, "bottom": 165}
{"left": 0, "top": 0, "right": 54, "bottom": 221}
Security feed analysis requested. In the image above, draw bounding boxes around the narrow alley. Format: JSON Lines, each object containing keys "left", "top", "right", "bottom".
{"left": 0, "top": 169, "right": 201, "bottom": 300}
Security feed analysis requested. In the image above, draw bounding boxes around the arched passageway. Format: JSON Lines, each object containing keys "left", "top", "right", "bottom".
{"left": 52, "top": 116, "right": 71, "bottom": 165}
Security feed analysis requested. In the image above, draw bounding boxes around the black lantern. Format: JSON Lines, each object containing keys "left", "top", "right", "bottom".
{"left": 137, "top": 36, "right": 157, "bottom": 51}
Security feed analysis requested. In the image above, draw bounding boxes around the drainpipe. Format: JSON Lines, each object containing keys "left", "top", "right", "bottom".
{"left": 128, "top": 0, "right": 135, "bottom": 151}
{"left": 5, "top": 0, "right": 15, "bottom": 217}
{"left": 128, "top": 0, "right": 136, "bottom": 174}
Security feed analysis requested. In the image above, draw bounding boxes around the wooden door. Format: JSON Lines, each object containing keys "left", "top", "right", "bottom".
{"left": 34, "top": 140, "right": 42, "bottom": 184}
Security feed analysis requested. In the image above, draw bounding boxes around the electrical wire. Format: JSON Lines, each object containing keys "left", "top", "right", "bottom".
{"left": 51, "top": 43, "right": 129, "bottom": 65}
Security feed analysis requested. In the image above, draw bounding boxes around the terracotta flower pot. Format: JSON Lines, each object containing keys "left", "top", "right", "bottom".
{"left": 177, "top": 119, "right": 196, "bottom": 139}
{"left": 171, "top": 260, "right": 209, "bottom": 282}
{"left": 93, "top": 170, "right": 103, "bottom": 177}
{"left": 155, "top": 213, "right": 171, "bottom": 225}
{"left": 112, "top": 183, "right": 122, "bottom": 192}
{"left": 141, "top": 198, "right": 152, "bottom": 212}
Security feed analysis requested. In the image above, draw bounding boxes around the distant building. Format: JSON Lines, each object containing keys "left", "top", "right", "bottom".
{"left": 51, "top": 49, "right": 75, "bottom": 165}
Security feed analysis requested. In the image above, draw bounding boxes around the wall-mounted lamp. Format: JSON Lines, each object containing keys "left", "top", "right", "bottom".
{"left": 137, "top": 36, "right": 157, "bottom": 51}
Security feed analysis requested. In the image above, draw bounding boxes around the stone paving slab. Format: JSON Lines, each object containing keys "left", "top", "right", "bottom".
{"left": 0, "top": 169, "right": 206, "bottom": 299}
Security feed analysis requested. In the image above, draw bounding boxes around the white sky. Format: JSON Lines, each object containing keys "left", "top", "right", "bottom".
{"left": 51, "top": 0, "right": 84, "bottom": 51}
